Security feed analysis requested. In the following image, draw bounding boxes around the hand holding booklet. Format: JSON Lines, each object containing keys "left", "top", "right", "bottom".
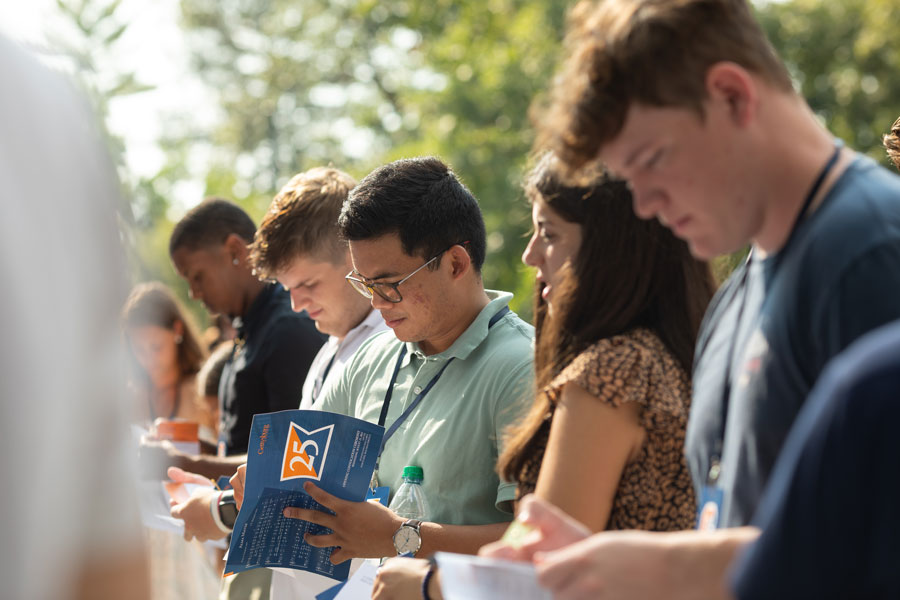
{"left": 435, "top": 552, "right": 552, "bottom": 600}
{"left": 224, "top": 409, "right": 384, "bottom": 582}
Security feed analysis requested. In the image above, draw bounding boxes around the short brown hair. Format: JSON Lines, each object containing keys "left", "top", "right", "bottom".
{"left": 537, "top": 0, "right": 793, "bottom": 171}
{"left": 249, "top": 167, "right": 357, "bottom": 279}
{"left": 884, "top": 116, "right": 900, "bottom": 171}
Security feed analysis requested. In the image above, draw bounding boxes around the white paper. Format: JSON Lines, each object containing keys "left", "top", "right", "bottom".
{"left": 171, "top": 439, "right": 201, "bottom": 455}
{"left": 137, "top": 480, "right": 226, "bottom": 549}
{"left": 138, "top": 481, "right": 183, "bottom": 533}
{"left": 435, "top": 552, "right": 552, "bottom": 600}
{"left": 270, "top": 559, "right": 364, "bottom": 600}
{"left": 332, "top": 561, "right": 378, "bottom": 600}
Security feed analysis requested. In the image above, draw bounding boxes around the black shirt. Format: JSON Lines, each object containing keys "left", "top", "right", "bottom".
{"left": 218, "top": 283, "right": 325, "bottom": 455}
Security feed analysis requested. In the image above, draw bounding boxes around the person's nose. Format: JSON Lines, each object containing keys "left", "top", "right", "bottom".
{"left": 369, "top": 289, "right": 393, "bottom": 311}
{"left": 289, "top": 288, "right": 310, "bottom": 313}
{"left": 630, "top": 180, "right": 665, "bottom": 220}
{"left": 522, "top": 232, "right": 541, "bottom": 268}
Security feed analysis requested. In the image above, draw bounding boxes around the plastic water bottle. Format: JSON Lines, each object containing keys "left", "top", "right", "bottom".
{"left": 388, "top": 465, "right": 429, "bottom": 521}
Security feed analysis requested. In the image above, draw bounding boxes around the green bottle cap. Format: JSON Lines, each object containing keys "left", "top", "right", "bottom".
{"left": 402, "top": 465, "right": 424, "bottom": 481}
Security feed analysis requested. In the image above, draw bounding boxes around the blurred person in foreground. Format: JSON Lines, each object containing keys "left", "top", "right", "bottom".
{"left": 718, "top": 114, "right": 900, "bottom": 598}
{"left": 481, "top": 0, "right": 900, "bottom": 597}
{"left": 0, "top": 34, "right": 148, "bottom": 599}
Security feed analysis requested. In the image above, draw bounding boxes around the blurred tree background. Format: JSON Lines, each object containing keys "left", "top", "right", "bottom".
{"left": 129, "top": 0, "right": 568, "bottom": 323}
{"left": 57, "top": 0, "right": 900, "bottom": 326}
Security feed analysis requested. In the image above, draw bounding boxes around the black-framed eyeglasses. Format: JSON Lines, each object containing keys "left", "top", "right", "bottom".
{"left": 345, "top": 243, "right": 465, "bottom": 303}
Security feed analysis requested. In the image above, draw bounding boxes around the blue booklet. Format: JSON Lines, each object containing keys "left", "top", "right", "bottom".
{"left": 224, "top": 409, "right": 384, "bottom": 581}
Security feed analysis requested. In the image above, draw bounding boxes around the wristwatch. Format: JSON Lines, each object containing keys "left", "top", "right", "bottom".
{"left": 218, "top": 490, "right": 239, "bottom": 529}
{"left": 392, "top": 519, "right": 423, "bottom": 555}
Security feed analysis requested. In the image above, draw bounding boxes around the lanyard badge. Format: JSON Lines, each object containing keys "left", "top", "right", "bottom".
{"left": 696, "top": 458, "right": 723, "bottom": 531}
{"left": 365, "top": 485, "right": 390, "bottom": 506}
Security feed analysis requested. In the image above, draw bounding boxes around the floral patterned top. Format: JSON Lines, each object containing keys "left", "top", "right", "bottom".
{"left": 516, "top": 328, "right": 696, "bottom": 531}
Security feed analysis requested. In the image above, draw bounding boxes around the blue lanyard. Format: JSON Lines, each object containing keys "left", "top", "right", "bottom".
{"left": 376, "top": 305, "right": 510, "bottom": 457}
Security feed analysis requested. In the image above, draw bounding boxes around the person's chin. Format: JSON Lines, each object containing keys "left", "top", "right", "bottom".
{"left": 691, "top": 235, "right": 742, "bottom": 261}
{"left": 313, "top": 319, "right": 333, "bottom": 336}
{"left": 686, "top": 241, "right": 712, "bottom": 260}
{"left": 387, "top": 322, "right": 416, "bottom": 342}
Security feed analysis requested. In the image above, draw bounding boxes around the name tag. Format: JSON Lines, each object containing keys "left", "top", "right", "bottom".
{"left": 696, "top": 485, "right": 724, "bottom": 531}
{"left": 366, "top": 486, "right": 390, "bottom": 507}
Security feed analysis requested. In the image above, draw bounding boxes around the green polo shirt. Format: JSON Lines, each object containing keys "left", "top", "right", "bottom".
{"left": 318, "top": 290, "right": 534, "bottom": 525}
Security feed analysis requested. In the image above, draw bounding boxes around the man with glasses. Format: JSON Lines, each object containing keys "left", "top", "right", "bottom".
{"left": 281, "top": 156, "right": 534, "bottom": 573}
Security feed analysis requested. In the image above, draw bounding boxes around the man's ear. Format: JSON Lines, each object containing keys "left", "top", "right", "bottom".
{"left": 447, "top": 244, "right": 472, "bottom": 279}
{"left": 223, "top": 233, "right": 250, "bottom": 265}
{"left": 705, "top": 61, "right": 758, "bottom": 128}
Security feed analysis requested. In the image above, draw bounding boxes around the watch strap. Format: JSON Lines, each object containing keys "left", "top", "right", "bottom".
{"left": 217, "top": 489, "right": 239, "bottom": 530}
{"left": 404, "top": 518, "right": 422, "bottom": 532}
{"left": 209, "top": 491, "right": 231, "bottom": 534}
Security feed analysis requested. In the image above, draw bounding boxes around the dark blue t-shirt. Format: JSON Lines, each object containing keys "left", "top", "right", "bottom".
{"left": 218, "top": 283, "right": 326, "bottom": 455}
{"left": 732, "top": 319, "right": 900, "bottom": 599}
{"left": 688, "top": 155, "right": 900, "bottom": 526}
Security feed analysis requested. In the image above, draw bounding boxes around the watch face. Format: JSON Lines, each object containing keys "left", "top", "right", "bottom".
{"left": 393, "top": 525, "right": 421, "bottom": 554}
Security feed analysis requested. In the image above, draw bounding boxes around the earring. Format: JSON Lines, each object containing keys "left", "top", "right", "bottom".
{"left": 232, "top": 258, "right": 239, "bottom": 266}
{"left": 175, "top": 335, "right": 183, "bottom": 344}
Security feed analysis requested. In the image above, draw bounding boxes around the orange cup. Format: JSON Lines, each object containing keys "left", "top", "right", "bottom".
{"left": 155, "top": 419, "right": 199, "bottom": 442}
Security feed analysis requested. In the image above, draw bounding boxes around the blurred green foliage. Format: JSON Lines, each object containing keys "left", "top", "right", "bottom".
{"left": 130, "top": 0, "right": 571, "bottom": 321}
{"left": 63, "top": 0, "right": 900, "bottom": 325}
{"left": 757, "top": 0, "right": 899, "bottom": 167}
